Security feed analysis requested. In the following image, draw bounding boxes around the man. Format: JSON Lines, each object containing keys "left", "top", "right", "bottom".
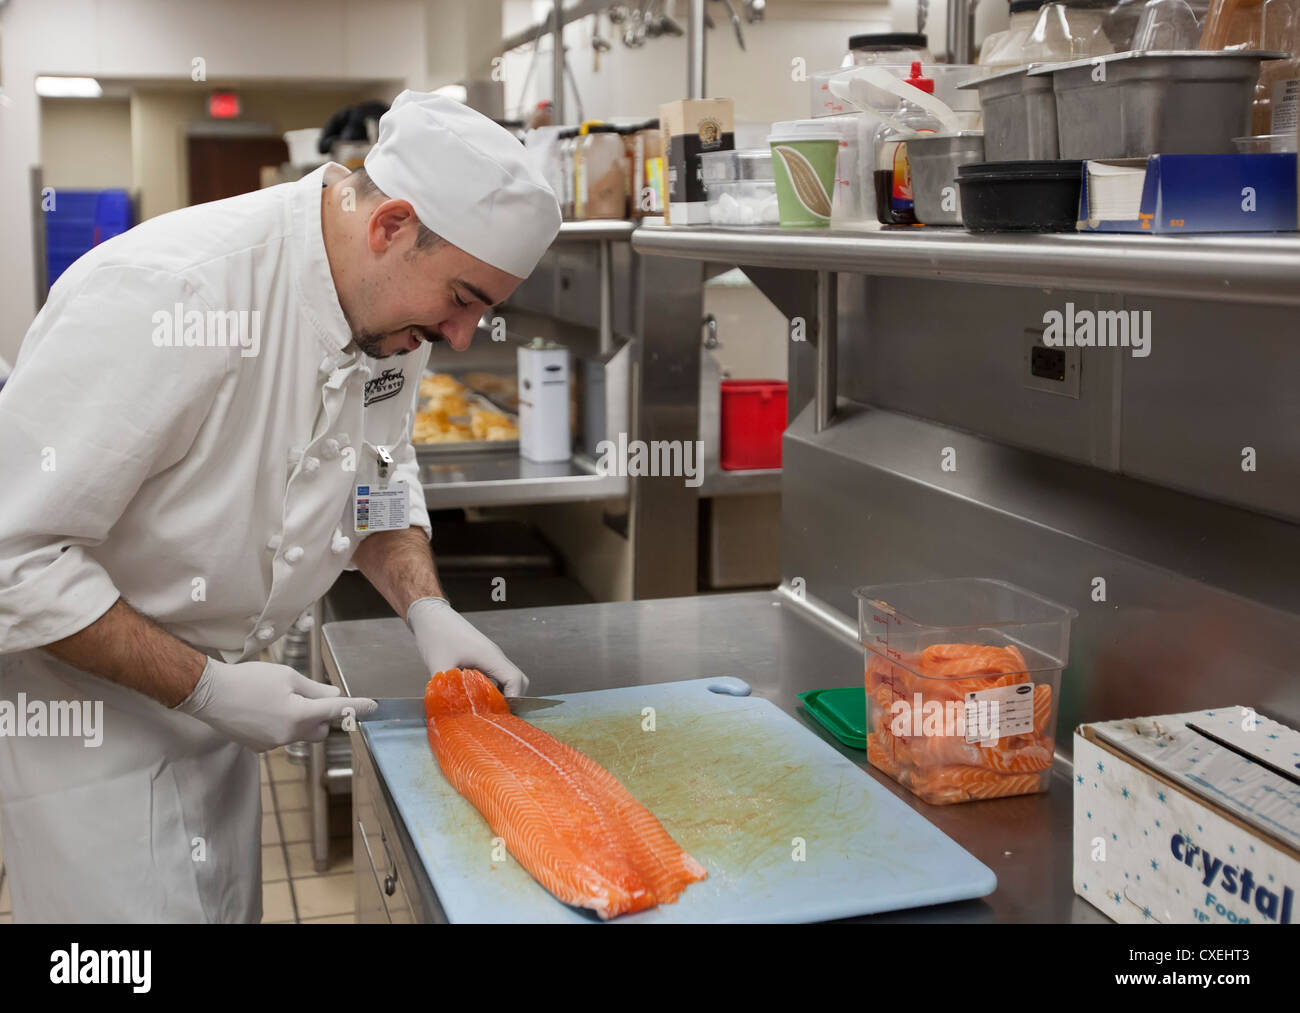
{"left": 0, "top": 92, "right": 561, "bottom": 922}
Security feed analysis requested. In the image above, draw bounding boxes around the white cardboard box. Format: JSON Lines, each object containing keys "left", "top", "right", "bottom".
{"left": 1073, "top": 707, "right": 1299, "bottom": 925}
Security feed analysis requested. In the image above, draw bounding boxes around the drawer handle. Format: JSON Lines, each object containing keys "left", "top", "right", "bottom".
{"left": 383, "top": 874, "right": 397, "bottom": 897}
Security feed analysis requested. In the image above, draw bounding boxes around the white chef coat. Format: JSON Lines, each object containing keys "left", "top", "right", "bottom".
{"left": 0, "top": 163, "right": 432, "bottom": 922}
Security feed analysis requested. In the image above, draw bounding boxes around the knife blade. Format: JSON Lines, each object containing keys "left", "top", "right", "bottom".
{"left": 358, "top": 695, "right": 562, "bottom": 722}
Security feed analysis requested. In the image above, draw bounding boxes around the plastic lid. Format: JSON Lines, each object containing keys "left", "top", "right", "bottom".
{"left": 904, "top": 60, "right": 935, "bottom": 94}
{"left": 848, "top": 32, "right": 929, "bottom": 50}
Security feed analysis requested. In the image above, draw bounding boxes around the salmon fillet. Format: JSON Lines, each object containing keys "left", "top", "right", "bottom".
{"left": 424, "top": 668, "right": 707, "bottom": 920}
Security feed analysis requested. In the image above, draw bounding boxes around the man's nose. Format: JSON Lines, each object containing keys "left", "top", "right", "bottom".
{"left": 442, "top": 311, "right": 479, "bottom": 352}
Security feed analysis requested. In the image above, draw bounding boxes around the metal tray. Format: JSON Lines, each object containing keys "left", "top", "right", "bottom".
{"left": 413, "top": 374, "right": 520, "bottom": 460}
{"left": 1031, "top": 50, "right": 1287, "bottom": 160}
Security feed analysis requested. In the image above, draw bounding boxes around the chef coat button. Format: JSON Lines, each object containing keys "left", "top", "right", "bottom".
{"left": 285, "top": 545, "right": 305, "bottom": 563}
{"left": 267, "top": 534, "right": 283, "bottom": 551}
{"left": 256, "top": 625, "right": 275, "bottom": 642}
{"left": 331, "top": 531, "right": 351, "bottom": 554}
{"left": 303, "top": 456, "right": 320, "bottom": 473}
{"left": 321, "top": 438, "right": 341, "bottom": 459}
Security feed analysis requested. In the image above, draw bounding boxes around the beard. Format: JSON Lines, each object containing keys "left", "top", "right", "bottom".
{"left": 352, "top": 330, "right": 410, "bottom": 360}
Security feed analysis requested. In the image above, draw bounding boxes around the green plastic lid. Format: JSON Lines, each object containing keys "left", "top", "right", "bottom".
{"left": 797, "top": 687, "right": 868, "bottom": 750}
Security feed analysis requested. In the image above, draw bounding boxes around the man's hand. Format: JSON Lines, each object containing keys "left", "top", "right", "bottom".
{"left": 406, "top": 597, "right": 528, "bottom": 696}
{"left": 175, "top": 657, "right": 377, "bottom": 752}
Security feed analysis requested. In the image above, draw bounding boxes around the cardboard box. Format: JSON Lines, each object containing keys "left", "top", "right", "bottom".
{"left": 659, "top": 98, "right": 735, "bottom": 225}
{"left": 1078, "top": 154, "right": 1298, "bottom": 233}
{"left": 1073, "top": 707, "right": 1299, "bottom": 924}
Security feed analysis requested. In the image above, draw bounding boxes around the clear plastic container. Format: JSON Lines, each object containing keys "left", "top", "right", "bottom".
{"left": 1233, "top": 130, "right": 1300, "bottom": 148}
{"left": 1132, "top": 0, "right": 1204, "bottom": 50}
{"left": 849, "top": 31, "right": 934, "bottom": 64}
{"left": 980, "top": 0, "right": 1052, "bottom": 67}
{"left": 1200, "top": 0, "right": 1300, "bottom": 133}
{"left": 700, "top": 149, "right": 779, "bottom": 225}
{"left": 854, "top": 577, "right": 1077, "bottom": 806}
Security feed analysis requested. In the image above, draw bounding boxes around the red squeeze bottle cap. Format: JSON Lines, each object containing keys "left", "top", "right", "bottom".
{"left": 905, "top": 60, "right": 935, "bottom": 93}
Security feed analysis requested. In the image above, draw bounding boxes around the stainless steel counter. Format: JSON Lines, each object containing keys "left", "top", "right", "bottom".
{"left": 323, "top": 591, "right": 1107, "bottom": 923}
{"left": 633, "top": 223, "right": 1300, "bottom": 308}
{"left": 419, "top": 450, "right": 626, "bottom": 509}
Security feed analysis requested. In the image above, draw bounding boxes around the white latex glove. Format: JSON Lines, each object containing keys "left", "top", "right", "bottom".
{"left": 406, "top": 596, "right": 529, "bottom": 697}
{"left": 175, "top": 657, "right": 377, "bottom": 752}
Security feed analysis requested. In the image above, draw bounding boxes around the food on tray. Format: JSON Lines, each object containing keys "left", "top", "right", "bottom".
{"left": 461, "top": 372, "right": 518, "bottom": 397}
{"left": 411, "top": 372, "right": 518, "bottom": 444}
{"left": 865, "top": 642, "right": 1055, "bottom": 805}
{"left": 425, "top": 668, "right": 708, "bottom": 919}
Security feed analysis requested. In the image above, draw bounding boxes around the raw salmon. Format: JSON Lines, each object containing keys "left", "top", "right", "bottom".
{"left": 863, "top": 641, "right": 1057, "bottom": 805}
{"left": 424, "top": 668, "right": 707, "bottom": 919}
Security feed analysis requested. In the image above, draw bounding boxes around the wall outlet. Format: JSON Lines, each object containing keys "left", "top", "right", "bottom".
{"left": 1023, "top": 327, "right": 1081, "bottom": 398}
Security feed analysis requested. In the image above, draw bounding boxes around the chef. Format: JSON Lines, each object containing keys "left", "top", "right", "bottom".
{"left": 0, "top": 92, "right": 561, "bottom": 922}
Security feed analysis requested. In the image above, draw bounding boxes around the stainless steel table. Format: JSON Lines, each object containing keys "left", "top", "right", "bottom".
{"left": 323, "top": 591, "right": 1108, "bottom": 923}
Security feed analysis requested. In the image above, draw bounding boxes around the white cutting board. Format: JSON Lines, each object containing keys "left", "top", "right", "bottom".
{"left": 363, "top": 677, "right": 997, "bottom": 922}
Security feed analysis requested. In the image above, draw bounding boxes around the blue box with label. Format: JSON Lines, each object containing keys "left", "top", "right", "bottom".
{"left": 1078, "top": 153, "right": 1298, "bottom": 233}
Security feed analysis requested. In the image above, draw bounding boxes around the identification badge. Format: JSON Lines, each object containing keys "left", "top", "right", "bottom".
{"left": 354, "top": 483, "right": 408, "bottom": 532}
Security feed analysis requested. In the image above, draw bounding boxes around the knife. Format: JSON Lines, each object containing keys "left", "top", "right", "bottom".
{"left": 359, "top": 695, "right": 562, "bottom": 722}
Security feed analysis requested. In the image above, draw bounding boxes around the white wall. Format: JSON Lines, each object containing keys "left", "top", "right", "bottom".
{"left": 500, "top": 0, "right": 892, "bottom": 126}
{"left": 40, "top": 98, "right": 134, "bottom": 189}
{"left": 0, "top": 0, "right": 428, "bottom": 364}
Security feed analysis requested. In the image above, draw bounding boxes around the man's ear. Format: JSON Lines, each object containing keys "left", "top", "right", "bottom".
{"left": 367, "top": 199, "right": 417, "bottom": 253}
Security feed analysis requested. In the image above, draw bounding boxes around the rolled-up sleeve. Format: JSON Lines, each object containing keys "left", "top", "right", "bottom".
{"left": 0, "top": 267, "right": 233, "bottom": 653}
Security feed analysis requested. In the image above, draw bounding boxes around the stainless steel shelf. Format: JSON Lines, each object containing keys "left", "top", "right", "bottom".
{"left": 698, "top": 465, "right": 781, "bottom": 498}
{"left": 553, "top": 220, "right": 637, "bottom": 243}
{"left": 632, "top": 223, "right": 1300, "bottom": 307}
{"left": 420, "top": 451, "right": 626, "bottom": 509}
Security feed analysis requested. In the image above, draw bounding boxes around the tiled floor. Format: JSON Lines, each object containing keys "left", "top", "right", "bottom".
{"left": 0, "top": 748, "right": 355, "bottom": 924}
{"left": 261, "top": 747, "right": 356, "bottom": 924}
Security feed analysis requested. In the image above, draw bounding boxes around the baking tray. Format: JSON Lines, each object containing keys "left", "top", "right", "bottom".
{"left": 413, "top": 373, "right": 520, "bottom": 459}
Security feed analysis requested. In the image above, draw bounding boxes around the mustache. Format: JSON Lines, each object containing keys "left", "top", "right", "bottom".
{"left": 353, "top": 328, "right": 445, "bottom": 359}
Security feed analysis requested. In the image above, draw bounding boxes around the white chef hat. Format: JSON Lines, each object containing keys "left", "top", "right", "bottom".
{"left": 364, "top": 91, "right": 561, "bottom": 278}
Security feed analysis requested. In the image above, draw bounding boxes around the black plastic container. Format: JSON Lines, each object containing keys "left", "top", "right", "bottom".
{"left": 956, "top": 160, "right": 1084, "bottom": 233}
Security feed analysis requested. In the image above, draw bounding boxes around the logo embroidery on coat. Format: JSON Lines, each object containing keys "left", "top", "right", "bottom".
{"left": 363, "top": 368, "right": 405, "bottom": 406}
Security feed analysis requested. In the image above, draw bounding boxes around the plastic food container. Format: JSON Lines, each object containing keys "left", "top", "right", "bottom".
{"left": 908, "top": 132, "right": 986, "bottom": 225}
{"left": 855, "top": 578, "right": 1077, "bottom": 805}
{"left": 719, "top": 380, "right": 786, "bottom": 470}
{"left": 1233, "top": 132, "right": 1299, "bottom": 152}
{"left": 700, "top": 149, "right": 779, "bottom": 226}
{"left": 1035, "top": 50, "right": 1285, "bottom": 159}
{"left": 958, "top": 159, "right": 1084, "bottom": 232}
{"left": 959, "top": 65, "right": 1059, "bottom": 161}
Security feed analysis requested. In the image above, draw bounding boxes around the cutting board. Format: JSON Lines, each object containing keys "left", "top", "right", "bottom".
{"left": 364, "top": 677, "right": 997, "bottom": 922}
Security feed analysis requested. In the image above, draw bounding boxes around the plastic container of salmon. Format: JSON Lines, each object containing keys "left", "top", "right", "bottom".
{"left": 853, "top": 578, "right": 1076, "bottom": 805}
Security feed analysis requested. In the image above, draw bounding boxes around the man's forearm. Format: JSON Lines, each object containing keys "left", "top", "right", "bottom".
{"left": 41, "top": 597, "right": 208, "bottom": 707}
{"left": 351, "top": 527, "right": 444, "bottom": 620}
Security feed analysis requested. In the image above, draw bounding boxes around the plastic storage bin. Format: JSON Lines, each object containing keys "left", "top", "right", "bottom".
{"left": 719, "top": 380, "right": 786, "bottom": 470}
{"left": 854, "top": 577, "right": 1076, "bottom": 805}
{"left": 44, "top": 188, "right": 133, "bottom": 289}
{"left": 700, "top": 149, "right": 779, "bottom": 225}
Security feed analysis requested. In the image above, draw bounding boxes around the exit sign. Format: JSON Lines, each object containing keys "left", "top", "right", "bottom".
{"left": 209, "top": 92, "right": 240, "bottom": 118}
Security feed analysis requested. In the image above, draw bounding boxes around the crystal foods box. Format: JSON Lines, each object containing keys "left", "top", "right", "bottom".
{"left": 1073, "top": 707, "right": 1300, "bottom": 924}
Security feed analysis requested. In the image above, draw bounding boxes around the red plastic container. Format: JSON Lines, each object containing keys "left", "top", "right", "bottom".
{"left": 719, "top": 380, "right": 787, "bottom": 470}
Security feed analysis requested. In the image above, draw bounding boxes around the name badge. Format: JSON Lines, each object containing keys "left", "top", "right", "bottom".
{"left": 354, "top": 484, "right": 409, "bottom": 533}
